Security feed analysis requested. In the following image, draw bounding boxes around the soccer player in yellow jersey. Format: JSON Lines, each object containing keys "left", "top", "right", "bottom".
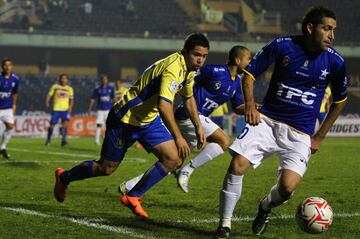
{"left": 114, "top": 79, "right": 128, "bottom": 101}
{"left": 45, "top": 74, "right": 74, "bottom": 146}
{"left": 54, "top": 33, "right": 209, "bottom": 218}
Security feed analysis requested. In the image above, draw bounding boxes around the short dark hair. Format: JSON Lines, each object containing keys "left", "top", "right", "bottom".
{"left": 1, "top": 58, "right": 12, "bottom": 66}
{"left": 183, "top": 33, "right": 210, "bottom": 52}
{"left": 100, "top": 74, "right": 108, "bottom": 79}
{"left": 301, "top": 6, "right": 336, "bottom": 35}
{"left": 228, "top": 45, "right": 249, "bottom": 64}
{"left": 59, "top": 74, "right": 69, "bottom": 80}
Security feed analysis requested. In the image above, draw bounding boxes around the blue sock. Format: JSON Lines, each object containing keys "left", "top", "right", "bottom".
{"left": 61, "top": 127, "right": 67, "bottom": 143}
{"left": 60, "top": 160, "right": 95, "bottom": 185}
{"left": 47, "top": 127, "right": 53, "bottom": 143}
{"left": 127, "top": 162, "right": 168, "bottom": 197}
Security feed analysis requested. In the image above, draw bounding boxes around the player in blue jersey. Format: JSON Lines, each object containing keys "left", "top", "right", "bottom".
{"left": 88, "top": 74, "right": 115, "bottom": 145}
{"left": 0, "top": 58, "right": 19, "bottom": 159}
{"left": 215, "top": 6, "right": 348, "bottom": 238}
{"left": 53, "top": 33, "right": 209, "bottom": 218}
{"left": 118, "top": 46, "right": 251, "bottom": 194}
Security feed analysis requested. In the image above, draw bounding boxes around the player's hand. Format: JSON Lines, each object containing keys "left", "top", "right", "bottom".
{"left": 310, "top": 134, "right": 324, "bottom": 154}
{"left": 245, "top": 103, "right": 260, "bottom": 126}
{"left": 175, "top": 136, "right": 191, "bottom": 160}
{"left": 195, "top": 126, "right": 206, "bottom": 150}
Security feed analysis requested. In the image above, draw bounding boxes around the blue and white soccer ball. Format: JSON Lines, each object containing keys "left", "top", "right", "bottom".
{"left": 296, "top": 197, "right": 333, "bottom": 234}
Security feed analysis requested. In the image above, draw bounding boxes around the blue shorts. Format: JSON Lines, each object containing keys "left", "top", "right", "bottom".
{"left": 50, "top": 111, "right": 70, "bottom": 125}
{"left": 101, "top": 109, "right": 173, "bottom": 162}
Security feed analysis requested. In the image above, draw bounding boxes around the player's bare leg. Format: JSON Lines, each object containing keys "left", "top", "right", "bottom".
{"left": 252, "top": 169, "right": 302, "bottom": 235}
{"left": 216, "top": 154, "right": 250, "bottom": 238}
{"left": 178, "top": 128, "right": 230, "bottom": 192}
{"left": 0, "top": 122, "right": 14, "bottom": 159}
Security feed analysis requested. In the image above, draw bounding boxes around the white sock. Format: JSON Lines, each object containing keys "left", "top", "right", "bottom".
{"left": 261, "top": 185, "right": 290, "bottom": 211}
{"left": 95, "top": 127, "right": 101, "bottom": 144}
{"left": 190, "top": 143, "right": 224, "bottom": 169}
{"left": 0, "top": 129, "right": 13, "bottom": 150}
{"left": 125, "top": 174, "right": 144, "bottom": 192}
{"left": 219, "top": 173, "right": 243, "bottom": 229}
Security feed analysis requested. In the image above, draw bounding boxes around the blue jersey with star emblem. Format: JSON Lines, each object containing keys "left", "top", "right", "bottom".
{"left": 175, "top": 64, "right": 243, "bottom": 120}
{"left": 0, "top": 73, "right": 19, "bottom": 109}
{"left": 245, "top": 35, "right": 347, "bottom": 135}
{"left": 91, "top": 85, "right": 115, "bottom": 110}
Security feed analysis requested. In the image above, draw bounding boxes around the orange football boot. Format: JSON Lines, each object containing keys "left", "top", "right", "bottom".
{"left": 121, "top": 194, "right": 148, "bottom": 218}
{"left": 54, "top": 168, "right": 67, "bottom": 202}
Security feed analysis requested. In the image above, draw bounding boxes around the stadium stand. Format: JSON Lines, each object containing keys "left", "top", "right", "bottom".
{"left": 0, "top": 0, "right": 359, "bottom": 45}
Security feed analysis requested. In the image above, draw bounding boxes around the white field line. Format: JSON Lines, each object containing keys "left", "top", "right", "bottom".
{"left": 2, "top": 147, "right": 147, "bottom": 163}
{"left": 181, "top": 212, "right": 360, "bottom": 224}
{"left": 0, "top": 207, "right": 159, "bottom": 239}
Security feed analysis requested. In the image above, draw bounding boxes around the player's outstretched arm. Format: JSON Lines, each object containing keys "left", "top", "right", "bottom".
{"left": 311, "top": 100, "right": 346, "bottom": 154}
{"left": 242, "top": 74, "right": 260, "bottom": 125}
{"left": 158, "top": 98, "right": 191, "bottom": 160}
{"left": 183, "top": 95, "right": 206, "bottom": 150}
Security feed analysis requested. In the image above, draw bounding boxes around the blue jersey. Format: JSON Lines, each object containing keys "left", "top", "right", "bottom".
{"left": 91, "top": 85, "right": 115, "bottom": 110}
{"left": 175, "top": 64, "right": 243, "bottom": 120}
{"left": 0, "top": 73, "right": 19, "bottom": 109}
{"left": 245, "top": 36, "right": 348, "bottom": 135}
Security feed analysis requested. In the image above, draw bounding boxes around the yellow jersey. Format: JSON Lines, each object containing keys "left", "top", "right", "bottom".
{"left": 320, "top": 86, "right": 331, "bottom": 113}
{"left": 115, "top": 86, "right": 128, "bottom": 101}
{"left": 211, "top": 103, "right": 228, "bottom": 117}
{"left": 115, "top": 52, "right": 196, "bottom": 126}
{"left": 48, "top": 84, "right": 74, "bottom": 111}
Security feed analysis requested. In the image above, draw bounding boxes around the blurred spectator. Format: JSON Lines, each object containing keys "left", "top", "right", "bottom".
{"left": 83, "top": 2, "right": 93, "bottom": 14}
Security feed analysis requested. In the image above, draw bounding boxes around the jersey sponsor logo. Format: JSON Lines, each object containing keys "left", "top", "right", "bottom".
{"left": 214, "top": 67, "right": 225, "bottom": 72}
{"left": 203, "top": 97, "right": 219, "bottom": 111}
{"left": 276, "top": 83, "right": 316, "bottom": 105}
{"left": 0, "top": 92, "right": 11, "bottom": 98}
{"left": 100, "top": 96, "right": 111, "bottom": 102}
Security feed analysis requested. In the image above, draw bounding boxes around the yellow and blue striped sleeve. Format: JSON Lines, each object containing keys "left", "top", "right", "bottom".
{"left": 159, "top": 69, "right": 178, "bottom": 103}
{"left": 179, "top": 76, "right": 194, "bottom": 98}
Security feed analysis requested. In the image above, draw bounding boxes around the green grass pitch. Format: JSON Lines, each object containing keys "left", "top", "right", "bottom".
{"left": 0, "top": 137, "right": 359, "bottom": 238}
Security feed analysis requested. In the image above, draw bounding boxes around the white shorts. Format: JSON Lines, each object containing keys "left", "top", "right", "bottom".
{"left": 0, "top": 109, "right": 14, "bottom": 124}
{"left": 96, "top": 110, "right": 110, "bottom": 125}
{"left": 229, "top": 115, "right": 311, "bottom": 177}
{"left": 177, "top": 115, "right": 220, "bottom": 149}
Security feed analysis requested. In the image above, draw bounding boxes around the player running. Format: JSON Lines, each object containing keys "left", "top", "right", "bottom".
{"left": 53, "top": 33, "right": 209, "bottom": 218}
{"left": 45, "top": 74, "right": 74, "bottom": 146}
{"left": 88, "top": 74, "right": 115, "bottom": 145}
{"left": 119, "top": 46, "right": 251, "bottom": 194}
{"left": 0, "top": 58, "right": 19, "bottom": 159}
{"left": 215, "top": 6, "right": 348, "bottom": 238}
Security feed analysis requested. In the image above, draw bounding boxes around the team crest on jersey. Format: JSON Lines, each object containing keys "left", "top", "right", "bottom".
{"left": 116, "top": 138, "right": 124, "bottom": 148}
{"left": 169, "top": 80, "right": 180, "bottom": 93}
{"left": 282, "top": 56, "right": 290, "bottom": 67}
{"left": 214, "top": 82, "right": 221, "bottom": 90}
{"left": 319, "top": 68, "right": 330, "bottom": 80}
